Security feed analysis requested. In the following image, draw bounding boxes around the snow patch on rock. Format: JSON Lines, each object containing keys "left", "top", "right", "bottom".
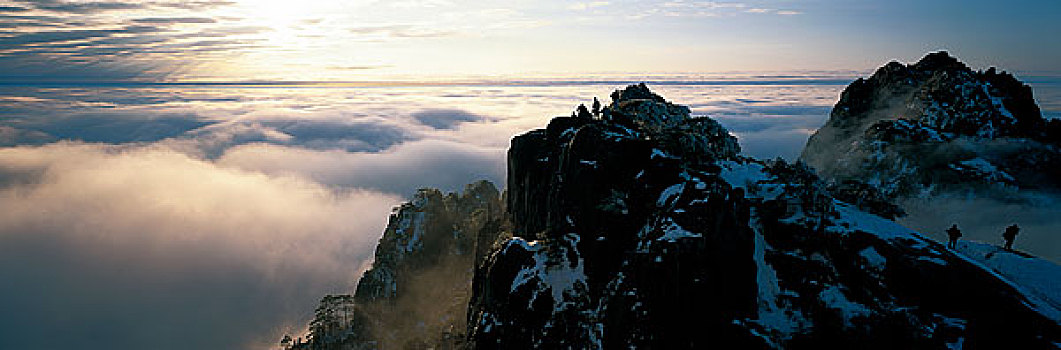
{"left": 819, "top": 285, "right": 872, "bottom": 328}
{"left": 748, "top": 221, "right": 808, "bottom": 344}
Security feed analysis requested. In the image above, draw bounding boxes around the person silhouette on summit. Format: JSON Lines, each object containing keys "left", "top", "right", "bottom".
{"left": 946, "top": 224, "right": 962, "bottom": 249}
{"left": 1003, "top": 224, "right": 1020, "bottom": 251}
{"left": 576, "top": 104, "right": 593, "bottom": 120}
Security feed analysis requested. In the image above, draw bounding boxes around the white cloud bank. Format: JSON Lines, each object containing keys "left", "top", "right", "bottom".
{"left": 216, "top": 139, "right": 506, "bottom": 195}
{"left": 0, "top": 142, "right": 401, "bottom": 349}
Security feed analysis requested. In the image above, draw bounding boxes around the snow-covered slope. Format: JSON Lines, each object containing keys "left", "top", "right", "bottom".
{"left": 955, "top": 241, "right": 1061, "bottom": 322}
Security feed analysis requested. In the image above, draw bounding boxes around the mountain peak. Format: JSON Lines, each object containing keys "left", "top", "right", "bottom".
{"left": 609, "top": 82, "right": 667, "bottom": 103}
{"left": 605, "top": 83, "right": 694, "bottom": 131}
{"left": 911, "top": 50, "right": 968, "bottom": 72}
{"left": 802, "top": 52, "right": 1061, "bottom": 198}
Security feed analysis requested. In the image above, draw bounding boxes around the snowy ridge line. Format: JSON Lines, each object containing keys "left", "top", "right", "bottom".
{"left": 958, "top": 242, "right": 1061, "bottom": 313}
{"left": 933, "top": 240, "right": 1061, "bottom": 323}
{"left": 834, "top": 202, "right": 1061, "bottom": 323}
{"left": 907, "top": 233, "right": 1061, "bottom": 323}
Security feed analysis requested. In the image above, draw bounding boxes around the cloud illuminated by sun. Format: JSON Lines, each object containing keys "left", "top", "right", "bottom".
{"left": 233, "top": 0, "right": 351, "bottom": 26}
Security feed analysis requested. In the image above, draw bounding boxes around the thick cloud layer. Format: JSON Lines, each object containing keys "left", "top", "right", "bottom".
{"left": 410, "top": 108, "right": 497, "bottom": 129}
{"left": 217, "top": 140, "right": 505, "bottom": 195}
{"left": 0, "top": 143, "right": 401, "bottom": 349}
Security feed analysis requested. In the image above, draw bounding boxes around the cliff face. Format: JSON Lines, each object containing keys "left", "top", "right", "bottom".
{"left": 294, "top": 181, "right": 504, "bottom": 350}
{"left": 467, "top": 84, "right": 1060, "bottom": 348}
{"left": 801, "top": 51, "right": 1061, "bottom": 198}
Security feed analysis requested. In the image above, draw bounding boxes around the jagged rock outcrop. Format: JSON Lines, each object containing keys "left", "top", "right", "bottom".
{"left": 467, "top": 84, "right": 1061, "bottom": 348}
{"left": 293, "top": 181, "right": 504, "bottom": 350}
{"left": 801, "top": 51, "right": 1061, "bottom": 198}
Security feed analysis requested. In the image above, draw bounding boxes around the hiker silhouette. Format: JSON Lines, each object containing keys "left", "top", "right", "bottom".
{"left": 1003, "top": 224, "right": 1020, "bottom": 251}
{"left": 946, "top": 224, "right": 962, "bottom": 249}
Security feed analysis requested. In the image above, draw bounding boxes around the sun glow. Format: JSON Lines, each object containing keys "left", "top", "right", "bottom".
{"left": 197, "top": 0, "right": 369, "bottom": 80}
{"left": 235, "top": 0, "right": 344, "bottom": 26}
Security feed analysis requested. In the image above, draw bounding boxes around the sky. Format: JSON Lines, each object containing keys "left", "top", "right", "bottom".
{"left": 1, "top": 0, "right": 1060, "bottom": 82}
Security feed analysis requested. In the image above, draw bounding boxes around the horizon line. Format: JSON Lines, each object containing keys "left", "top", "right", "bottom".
{"left": 2, "top": 72, "right": 1061, "bottom": 88}
{"left": 3, "top": 77, "right": 1061, "bottom": 89}
{"left": 0, "top": 78, "right": 859, "bottom": 88}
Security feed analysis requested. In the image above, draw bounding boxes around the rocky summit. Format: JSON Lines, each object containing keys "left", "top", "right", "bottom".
{"left": 288, "top": 83, "right": 1060, "bottom": 350}
{"left": 801, "top": 51, "right": 1061, "bottom": 199}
